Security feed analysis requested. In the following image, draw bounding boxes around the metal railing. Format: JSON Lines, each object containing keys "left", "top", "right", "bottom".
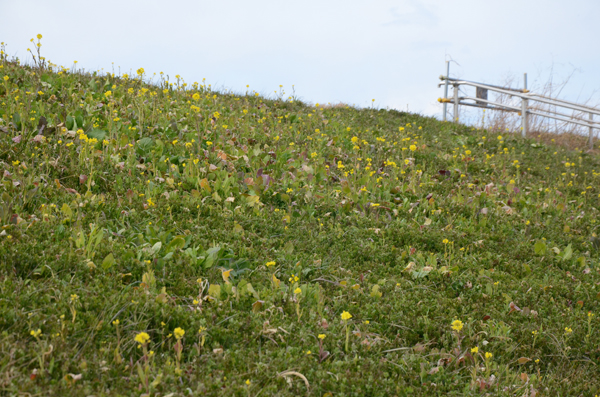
{"left": 437, "top": 63, "right": 600, "bottom": 149}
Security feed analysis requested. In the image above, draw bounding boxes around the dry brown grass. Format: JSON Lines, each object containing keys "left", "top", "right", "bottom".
{"left": 532, "top": 129, "right": 598, "bottom": 153}
{"left": 469, "top": 70, "right": 599, "bottom": 152}
{"left": 317, "top": 102, "right": 354, "bottom": 109}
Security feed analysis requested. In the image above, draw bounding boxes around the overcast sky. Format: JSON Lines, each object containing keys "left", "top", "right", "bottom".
{"left": 1, "top": 0, "right": 598, "bottom": 118}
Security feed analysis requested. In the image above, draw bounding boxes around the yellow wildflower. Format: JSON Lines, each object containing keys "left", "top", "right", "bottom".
{"left": 341, "top": 311, "right": 352, "bottom": 321}
{"left": 174, "top": 327, "right": 185, "bottom": 340}
{"left": 134, "top": 332, "right": 150, "bottom": 345}
{"left": 451, "top": 319, "right": 463, "bottom": 332}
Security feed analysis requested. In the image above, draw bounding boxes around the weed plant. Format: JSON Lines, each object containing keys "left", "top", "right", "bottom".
{"left": 2, "top": 36, "right": 600, "bottom": 395}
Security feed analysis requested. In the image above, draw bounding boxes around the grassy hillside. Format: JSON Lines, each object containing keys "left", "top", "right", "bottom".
{"left": 2, "top": 39, "right": 600, "bottom": 396}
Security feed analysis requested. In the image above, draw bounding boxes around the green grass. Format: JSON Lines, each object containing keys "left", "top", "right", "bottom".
{"left": 2, "top": 38, "right": 600, "bottom": 396}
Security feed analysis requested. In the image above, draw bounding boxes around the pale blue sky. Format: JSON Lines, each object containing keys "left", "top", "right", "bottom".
{"left": 1, "top": 0, "right": 598, "bottom": 117}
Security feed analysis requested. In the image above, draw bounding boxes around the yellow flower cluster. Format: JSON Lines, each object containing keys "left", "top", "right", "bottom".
{"left": 77, "top": 129, "right": 97, "bottom": 145}
{"left": 341, "top": 311, "right": 352, "bottom": 321}
{"left": 174, "top": 327, "right": 185, "bottom": 340}
{"left": 451, "top": 319, "right": 463, "bottom": 332}
{"left": 134, "top": 332, "right": 150, "bottom": 345}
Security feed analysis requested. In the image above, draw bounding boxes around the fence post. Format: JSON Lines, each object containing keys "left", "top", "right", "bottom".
{"left": 443, "top": 61, "right": 450, "bottom": 122}
{"left": 521, "top": 73, "right": 528, "bottom": 137}
{"left": 453, "top": 83, "right": 459, "bottom": 123}
{"left": 589, "top": 113, "right": 594, "bottom": 150}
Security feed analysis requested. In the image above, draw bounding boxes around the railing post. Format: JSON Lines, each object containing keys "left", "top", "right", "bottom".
{"left": 443, "top": 61, "right": 450, "bottom": 122}
{"left": 589, "top": 112, "right": 594, "bottom": 150}
{"left": 521, "top": 73, "right": 528, "bottom": 137}
{"left": 453, "top": 83, "right": 459, "bottom": 123}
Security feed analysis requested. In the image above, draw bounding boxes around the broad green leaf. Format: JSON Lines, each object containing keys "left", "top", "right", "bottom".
{"left": 562, "top": 244, "right": 573, "bottom": 261}
{"left": 370, "top": 285, "right": 382, "bottom": 298}
{"left": 200, "top": 178, "right": 211, "bottom": 192}
{"left": 101, "top": 253, "right": 116, "bottom": 270}
{"left": 284, "top": 241, "right": 294, "bottom": 254}
{"left": 87, "top": 129, "right": 107, "bottom": 141}
{"left": 150, "top": 241, "right": 162, "bottom": 256}
{"left": 208, "top": 284, "right": 221, "bottom": 300}
{"left": 166, "top": 236, "right": 185, "bottom": 253}
{"left": 534, "top": 241, "right": 546, "bottom": 255}
{"left": 136, "top": 137, "right": 154, "bottom": 156}
{"left": 246, "top": 283, "right": 260, "bottom": 300}
{"left": 61, "top": 203, "right": 72, "bottom": 218}
{"left": 203, "top": 246, "right": 222, "bottom": 268}
{"left": 66, "top": 115, "right": 74, "bottom": 130}
{"left": 119, "top": 134, "right": 128, "bottom": 147}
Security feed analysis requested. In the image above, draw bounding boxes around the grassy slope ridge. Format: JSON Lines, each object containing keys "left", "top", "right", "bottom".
{"left": 2, "top": 52, "right": 600, "bottom": 396}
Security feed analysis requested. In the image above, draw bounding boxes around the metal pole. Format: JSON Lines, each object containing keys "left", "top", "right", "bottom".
{"left": 443, "top": 61, "right": 450, "bottom": 121}
{"left": 453, "top": 83, "right": 459, "bottom": 123}
{"left": 589, "top": 112, "right": 594, "bottom": 150}
{"left": 521, "top": 73, "right": 528, "bottom": 137}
